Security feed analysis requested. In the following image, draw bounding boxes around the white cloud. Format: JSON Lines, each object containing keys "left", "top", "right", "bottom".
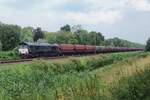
{"left": 0, "top": 0, "right": 122, "bottom": 29}
{"left": 0, "top": 0, "right": 149, "bottom": 44}
{"left": 83, "top": 0, "right": 121, "bottom": 10}
{"left": 122, "top": 0, "right": 150, "bottom": 11}
{"left": 66, "top": 10, "right": 122, "bottom": 25}
{"left": 0, "top": 0, "right": 70, "bottom": 29}
{"left": 33, "top": 0, "right": 70, "bottom": 11}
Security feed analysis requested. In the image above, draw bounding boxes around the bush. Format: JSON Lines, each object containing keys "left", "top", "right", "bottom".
{"left": 29, "top": 52, "right": 143, "bottom": 74}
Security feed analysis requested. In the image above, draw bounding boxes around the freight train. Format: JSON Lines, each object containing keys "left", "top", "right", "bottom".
{"left": 18, "top": 42, "right": 144, "bottom": 58}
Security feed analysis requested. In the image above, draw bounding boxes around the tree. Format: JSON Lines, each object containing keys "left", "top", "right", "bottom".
{"left": 88, "top": 31, "right": 105, "bottom": 45}
{"left": 105, "top": 38, "right": 127, "bottom": 47}
{"left": 0, "top": 41, "right": 2, "bottom": 51}
{"left": 145, "top": 37, "right": 150, "bottom": 51}
{"left": 20, "top": 27, "right": 33, "bottom": 42}
{"left": 55, "top": 31, "right": 78, "bottom": 44}
{"left": 72, "top": 25, "right": 89, "bottom": 44}
{"left": 74, "top": 29, "right": 89, "bottom": 44}
{"left": 60, "top": 24, "right": 71, "bottom": 32}
{"left": 45, "top": 31, "right": 78, "bottom": 44}
{"left": 0, "top": 24, "right": 21, "bottom": 51}
{"left": 104, "top": 37, "right": 145, "bottom": 48}
{"left": 71, "top": 25, "right": 82, "bottom": 33}
{"left": 33, "top": 27, "right": 44, "bottom": 42}
{"left": 44, "top": 32, "right": 56, "bottom": 43}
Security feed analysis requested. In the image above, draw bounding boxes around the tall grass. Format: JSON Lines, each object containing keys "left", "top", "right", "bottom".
{"left": 110, "top": 67, "right": 150, "bottom": 100}
{"left": 0, "top": 52, "right": 149, "bottom": 100}
{"left": 0, "top": 67, "right": 103, "bottom": 100}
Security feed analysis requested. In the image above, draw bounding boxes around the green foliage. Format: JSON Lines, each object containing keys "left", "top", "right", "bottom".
{"left": 60, "top": 24, "right": 71, "bottom": 32}
{"left": 73, "top": 30, "right": 104, "bottom": 45}
{"left": 0, "top": 67, "right": 102, "bottom": 100}
{"left": 145, "top": 37, "right": 150, "bottom": 51}
{"left": 111, "top": 68, "right": 150, "bottom": 100}
{"left": 0, "top": 22, "right": 144, "bottom": 52}
{"left": 0, "top": 52, "right": 147, "bottom": 100}
{"left": 20, "top": 27, "right": 33, "bottom": 42}
{"left": 45, "top": 25, "right": 105, "bottom": 45}
{"left": 44, "top": 32, "right": 56, "bottom": 43}
{"left": 74, "top": 29, "right": 89, "bottom": 44}
{"left": 45, "top": 31, "right": 78, "bottom": 44}
{"left": 0, "top": 50, "right": 19, "bottom": 60}
{"left": 88, "top": 31, "right": 104, "bottom": 45}
{"left": 105, "top": 37, "right": 145, "bottom": 48}
{"left": 0, "top": 23, "right": 21, "bottom": 51}
{"left": 45, "top": 29, "right": 105, "bottom": 45}
{"left": 55, "top": 31, "right": 78, "bottom": 44}
{"left": 29, "top": 52, "right": 145, "bottom": 74}
{"left": 0, "top": 41, "right": 2, "bottom": 51}
{"left": 33, "top": 27, "right": 44, "bottom": 42}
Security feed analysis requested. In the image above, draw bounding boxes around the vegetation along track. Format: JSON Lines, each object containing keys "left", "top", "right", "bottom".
{"left": 0, "top": 56, "right": 68, "bottom": 64}
{"left": 0, "top": 54, "right": 96, "bottom": 64}
{"left": 0, "top": 52, "right": 143, "bottom": 65}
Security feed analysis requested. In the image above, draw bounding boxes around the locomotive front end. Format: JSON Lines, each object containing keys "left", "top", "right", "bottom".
{"left": 18, "top": 43, "right": 29, "bottom": 58}
{"left": 18, "top": 45, "right": 29, "bottom": 54}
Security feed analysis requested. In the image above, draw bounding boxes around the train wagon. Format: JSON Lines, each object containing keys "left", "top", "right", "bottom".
{"left": 74, "top": 45, "right": 86, "bottom": 54}
{"left": 95, "top": 46, "right": 102, "bottom": 53}
{"left": 85, "top": 45, "right": 96, "bottom": 53}
{"left": 58, "top": 44, "right": 75, "bottom": 54}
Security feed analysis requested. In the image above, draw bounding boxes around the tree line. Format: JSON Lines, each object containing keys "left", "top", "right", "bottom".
{"left": 0, "top": 22, "right": 147, "bottom": 51}
{"left": 145, "top": 38, "right": 150, "bottom": 51}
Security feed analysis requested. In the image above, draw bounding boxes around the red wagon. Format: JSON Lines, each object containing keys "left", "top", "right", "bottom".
{"left": 74, "top": 45, "right": 86, "bottom": 53}
{"left": 58, "top": 44, "right": 75, "bottom": 54}
{"left": 85, "top": 45, "right": 96, "bottom": 53}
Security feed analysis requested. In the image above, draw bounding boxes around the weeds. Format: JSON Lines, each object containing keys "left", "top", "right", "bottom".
{"left": 111, "top": 67, "right": 150, "bottom": 100}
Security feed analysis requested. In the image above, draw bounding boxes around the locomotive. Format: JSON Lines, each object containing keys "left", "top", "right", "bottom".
{"left": 18, "top": 42, "right": 144, "bottom": 58}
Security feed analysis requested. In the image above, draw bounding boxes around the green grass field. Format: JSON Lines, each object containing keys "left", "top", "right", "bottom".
{"left": 0, "top": 52, "right": 149, "bottom": 100}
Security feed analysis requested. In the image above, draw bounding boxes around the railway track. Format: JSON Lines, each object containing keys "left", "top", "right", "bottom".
{"left": 0, "top": 54, "right": 99, "bottom": 65}
{"left": 0, "top": 59, "right": 33, "bottom": 64}
{"left": 0, "top": 56, "right": 68, "bottom": 65}
{"left": 0, "top": 59, "right": 32, "bottom": 64}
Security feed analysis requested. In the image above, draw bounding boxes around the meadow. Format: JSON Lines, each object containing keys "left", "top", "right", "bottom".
{"left": 0, "top": 52, "right": 149, "bottom": 100}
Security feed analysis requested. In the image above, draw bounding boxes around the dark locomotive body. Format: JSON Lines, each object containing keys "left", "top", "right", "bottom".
{"left": 18, "top": 42, "right": 144, "bottom": 58}
{"left": 18, "top": 42, "right": 60, "bottom": 58}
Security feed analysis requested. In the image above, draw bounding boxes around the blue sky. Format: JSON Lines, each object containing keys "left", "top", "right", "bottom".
{"left": 0, "top": 0, "right": 150, "bottom": 44}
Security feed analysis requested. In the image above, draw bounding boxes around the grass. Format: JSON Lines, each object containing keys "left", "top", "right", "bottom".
{"left": 0, "top": 50, "right": 19, "bottom": 60}
{"left": 90, "top": 54, "right": 150, "bottom": 99}
{"left": 111, "top": 67, "right": 150, "bottom": 100}
{"left": 0, "top": 52, "right": 149, "bottom": 100}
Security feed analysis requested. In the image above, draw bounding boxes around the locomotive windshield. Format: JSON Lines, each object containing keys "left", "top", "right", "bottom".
{"left": 19, "top": 45, "right": 28, "bottom": 49}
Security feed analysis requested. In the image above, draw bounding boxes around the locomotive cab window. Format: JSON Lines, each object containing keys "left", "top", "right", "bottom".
{"left": 19, "top": 45, "right": 28, "bottom": 49}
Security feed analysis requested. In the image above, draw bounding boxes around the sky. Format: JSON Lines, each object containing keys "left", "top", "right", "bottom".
{"left": 0, "top": 0, "right": 150, "bottom": 44}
